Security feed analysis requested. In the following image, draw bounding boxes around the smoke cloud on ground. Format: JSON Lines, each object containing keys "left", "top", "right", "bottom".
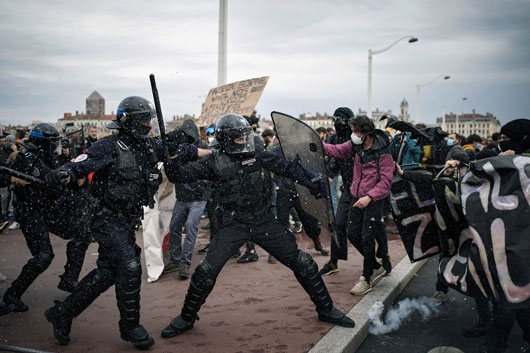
{"left": 368, "top": 297, "right": 440, "bottom": 335}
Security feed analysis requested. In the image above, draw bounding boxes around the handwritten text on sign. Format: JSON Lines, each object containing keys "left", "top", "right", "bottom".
{"left": 199, "top": 76, "right": 269, "bottom": 126}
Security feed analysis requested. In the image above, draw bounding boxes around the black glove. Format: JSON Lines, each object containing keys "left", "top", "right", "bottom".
{"left": 45, "top": 170, "right": 70, "bottom": 185}
{"left": 309, "top": 181, "right": 323, "bottom": 199}
{"left": 167, "top": 129, "right": 188, "bottom": 157}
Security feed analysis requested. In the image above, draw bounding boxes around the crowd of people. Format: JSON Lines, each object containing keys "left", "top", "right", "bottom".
{"left": 0, "top": 96, "right": 528, "bottom": 353}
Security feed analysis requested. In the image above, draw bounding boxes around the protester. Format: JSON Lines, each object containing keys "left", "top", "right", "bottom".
{"left": 162, "top": 120, "right": 211, "bottom": 280}
{"left": 322, "top": 115, "right": 394, "bottom": 295}
{"left": 319, "top": 107, "right": 355, "bottom": 276}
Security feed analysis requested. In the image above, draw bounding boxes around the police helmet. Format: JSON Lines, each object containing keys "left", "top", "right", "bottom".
{"left": 22, "top": 123, "right": 62, "bottom": 156}
{"left": 215, "top": 114, "right": 255, "bottom": 155}
{"left": 108, "top": 96, "right": 156, "bottom": 139}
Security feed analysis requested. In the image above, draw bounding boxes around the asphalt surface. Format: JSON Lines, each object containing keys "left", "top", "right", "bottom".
{"left": 354, "top": 257, "right": 527, "bottom": 353}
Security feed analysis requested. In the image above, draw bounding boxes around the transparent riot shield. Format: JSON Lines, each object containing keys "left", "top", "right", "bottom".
{"left": 271, "top": 111, "right": 337, "bottom": 245}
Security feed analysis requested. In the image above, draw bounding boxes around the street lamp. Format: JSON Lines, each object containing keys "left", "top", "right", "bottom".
{"left": 442, "top": 97, "right": 467, "bottom": 132}
{"left": 367, "top": 36, "right": 418, "bottom": 119}
{"left": 415, "top": 75, "right": 450, "bottom": 124}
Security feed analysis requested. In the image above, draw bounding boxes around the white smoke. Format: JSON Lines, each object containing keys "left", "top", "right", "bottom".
{"left": 368, "top": 297, "right": 440, "bottom": 335}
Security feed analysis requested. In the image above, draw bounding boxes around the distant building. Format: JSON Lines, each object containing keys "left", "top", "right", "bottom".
{"left": 357, "top": 108, "right": 393, "bottom": 131}
{"left": 86, "top": 91, "right": 105, "bottom": 117}
{"left": 299, "top": 112, "right": 334, "bottom": 129}
{"left": 435, "top": 110, "right": 501, "bottom": 137}
{"left": 57, "top": 91, "right": 114, "bottom": 136}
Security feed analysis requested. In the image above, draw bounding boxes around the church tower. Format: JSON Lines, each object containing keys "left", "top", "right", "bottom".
{"left": 399, "top": 98, "right": 410, "bottom": 122}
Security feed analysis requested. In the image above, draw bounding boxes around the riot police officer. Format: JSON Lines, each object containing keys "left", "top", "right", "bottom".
{"left": 160, "top": 114, "right": 355, "bottom": 340}
{"left": 1, "top": 123, "right": 91, "bottom": 313}
{"left": 43, "top": 96, "right": 202, "bottom": 350}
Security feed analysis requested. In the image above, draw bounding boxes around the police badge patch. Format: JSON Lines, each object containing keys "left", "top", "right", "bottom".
{"left": 74, "top": 154, "right": 88, "bottom": 163}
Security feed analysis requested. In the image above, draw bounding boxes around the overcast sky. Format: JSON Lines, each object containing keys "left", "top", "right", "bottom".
{"left": 1, "top": 0, "right": 529, "bottom": 128}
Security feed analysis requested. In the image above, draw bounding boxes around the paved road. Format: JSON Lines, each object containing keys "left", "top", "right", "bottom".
{"left": 354, "top": 257, "right": 526, "bottom": 353}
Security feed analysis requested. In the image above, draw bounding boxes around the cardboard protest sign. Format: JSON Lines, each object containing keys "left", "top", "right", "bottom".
{"left": 199, "top": 76, "right": 269, "bottom": 127}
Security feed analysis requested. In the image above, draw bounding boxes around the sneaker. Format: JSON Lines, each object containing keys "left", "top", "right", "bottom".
{"left": 8, "top": 221, "right": 20, "bottom": 230}
{"left": 268, "top": 254, "right": 277, "bottom": 264}
{"left": 0, "top": 221, "right": 9, "bottom": 233}
{"left": 162, "top": 262, "right": 181, "bottom": 274}
{"left": 312, "top": 237, "right": 330, "bottom": 256}
{"left": 179, "top": 266, "right": 190, "bottom": 280}
{"left": 432, "top": 290, "right": 448, "bottom": 304}
{"left": 369, "top": 266, "right": 387, "bottom": 286}
{"left": 319, "top": 261, "right": 339, "bottom": 276}
{"left": 237, "top": 251, "right": 259, "bottom": 264}
{"left": 292, "top": 222, "right": 303, "bottom": 233}
{"left": 350, "top": 276, "right": 372, "bottom": 296}
{"left": 197, "top": 244, "right": 209, "bottom": 254}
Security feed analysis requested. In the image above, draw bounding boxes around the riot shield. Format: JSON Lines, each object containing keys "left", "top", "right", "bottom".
{"left": 271, "top": 111, "right": 337, "bottom": 244}
{"left": 390, "top": 170, "right": 440, "bottom": 262}
{"left": 440, "top": 155, "right": 530, "bottom": 305}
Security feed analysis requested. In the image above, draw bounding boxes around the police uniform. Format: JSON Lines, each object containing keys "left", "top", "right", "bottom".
{"left": 161, "top": 114, "right": 354, "bottom": 339}
{"left": 1, "top": 124, "right": 91, "bottom": 313}
{"left": 44, "top": 96, "right": 197, "bottom": 350}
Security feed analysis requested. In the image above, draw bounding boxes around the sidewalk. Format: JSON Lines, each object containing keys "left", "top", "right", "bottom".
{"left": 0, "top": 219, "right": 412, "bottom": 353}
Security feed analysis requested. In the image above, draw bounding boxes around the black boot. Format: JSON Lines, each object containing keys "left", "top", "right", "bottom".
{"left": 45, "top": 301, "right": 72, "bottom": 345}
{"left": 461, "top": 318, "right": 491, "bottom": 337}
{"left": 58, "top": 276, "right": 79, "bottom": 293}
{"left": 116, "top": 258, "right": 153, "bottom": 350}
{"left": 293, "top": 251, "right": 355, "bottom": 328}
{"left": 161, "top": 260, "right": 216, "bottom": 338}
{"left": 3, "top": 289, "right": 28, "bottom": 312}
{"left": 318, "top": 307, "right": 355, "bottom": 328}
{"left": 120, "top": 325, "right": 155, "bottom": 350}
{"left": 0, "top": 302, "right": 14, "bottom": 316}
{"left": 160, "top": 315, "right": 195, "bottom": 338}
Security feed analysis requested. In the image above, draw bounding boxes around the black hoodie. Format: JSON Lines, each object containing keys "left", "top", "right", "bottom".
{"left": 173, "top": 120, "right": 211, "bottom": 202}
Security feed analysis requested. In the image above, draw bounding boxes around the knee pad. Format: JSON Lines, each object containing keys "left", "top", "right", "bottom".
{"left": 191, "top": 259, "right": 216, "bottom": 288}
{"left": 33, "top": 251, "right": 55, "bottom": 272}
{"left": 293, "top": 251, "right": 318, "bottom": 278}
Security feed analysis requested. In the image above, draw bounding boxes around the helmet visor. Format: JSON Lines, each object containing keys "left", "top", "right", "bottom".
{"left": 224, "top": 128, "right": 255, "bottom": 154}
{"left": 50, "top": 136, "right": 62, "bottom": 156}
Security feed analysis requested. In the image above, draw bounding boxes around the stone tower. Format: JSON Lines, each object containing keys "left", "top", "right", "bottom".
{"left": 86, "top": 91, "right": 105, "bottom": 118}
{"left": 399, "top": 98, "right": 410, "bottom": 122}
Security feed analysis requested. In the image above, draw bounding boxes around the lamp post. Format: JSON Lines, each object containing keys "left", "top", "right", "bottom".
{"left": 217, "top": 0, "right": 227, "bottom": 86}
{"left": 442, "top": 97, "right": 467, "bottom": 132}
{"left": 367, "top": 36, "right": 418, "bottom": 119}
{"left": 415, "top": 75, "right": 450, "bottom": 124}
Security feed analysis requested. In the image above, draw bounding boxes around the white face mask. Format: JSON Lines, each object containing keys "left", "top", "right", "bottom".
{"left": 351, "top": 133, "right": 363, "bottom": 145}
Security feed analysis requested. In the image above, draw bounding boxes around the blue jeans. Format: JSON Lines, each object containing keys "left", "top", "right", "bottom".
{"left": 169, "top": 200, "right": 207, "bottom": 268}
{"left": 330, "top": 176, "right": 339, "bottom": 215}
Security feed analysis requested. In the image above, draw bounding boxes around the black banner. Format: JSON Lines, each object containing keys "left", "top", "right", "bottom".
{"left": 439, "top": 155, "right": 530, "bottom": 306}
{"left": 390, "top": 170, "right": 440, "bottom": 262}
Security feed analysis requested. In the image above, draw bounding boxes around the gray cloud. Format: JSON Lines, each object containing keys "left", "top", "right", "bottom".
{"left": 1, "top": 0, "right": 529, "bottom": 128}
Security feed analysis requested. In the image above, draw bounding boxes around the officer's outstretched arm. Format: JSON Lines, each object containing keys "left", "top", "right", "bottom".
{"left": 260, "top": 150, "right": 321, "bottom": 198}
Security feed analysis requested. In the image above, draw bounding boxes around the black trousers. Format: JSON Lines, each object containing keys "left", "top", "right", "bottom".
{"left": 485, "top": 303, "right": 530, "bottom": 352}
{"left": 276, "top": 189, "right": 320, "bottom": 239}
{"left": 329, "top": 191, "right": 353, "bottom": 262}
{"left": 7, "top": 201, "right": 90, "bottom": 298}
{"left": 60, "top": 212, "right": 144, "bottom": 330}
{"left": 347, "top": 197, "right": 385, "bottom": 280}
